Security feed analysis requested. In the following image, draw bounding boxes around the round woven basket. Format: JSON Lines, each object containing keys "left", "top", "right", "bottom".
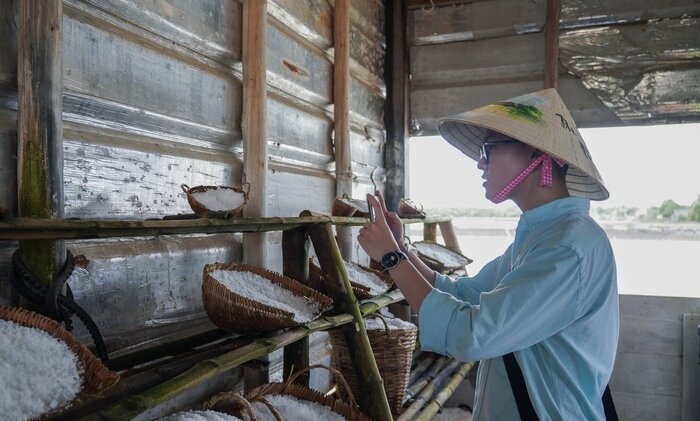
{"left": 181, "top": 182, "right": 250, "bottom": 218}
{"left": 397, "top": 198, "right": 425, "bottom": 218}
{"left": 329, "top": 314, "right": 417, "bottom": 416}
{"left": 205, "top": 365, "right": 370, "bottom": 421}
{"left": 412, "top": 240, "right": 473, "bottom": 274}
{"left": 202, "top": 263, "right": 333, "bottom": 334}
{"left": 0, "top": 306, "right": 119, "bottom": 416}
{"left": 332, "top": 194, "right": 370, "bottom": 218}
{"left": 308, "top": 259, "right": 393, "bottom": 300}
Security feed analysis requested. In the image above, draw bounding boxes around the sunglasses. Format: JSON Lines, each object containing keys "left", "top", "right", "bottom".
{"left": 479, "top": 140, "right": 520, "bottom": 164}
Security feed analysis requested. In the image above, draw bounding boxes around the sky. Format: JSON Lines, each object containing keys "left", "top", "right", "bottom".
{"left": 408, "top": 123, "right": 700, "bottom": 211}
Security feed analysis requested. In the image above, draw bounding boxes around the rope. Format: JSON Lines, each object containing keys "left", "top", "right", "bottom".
{"left": 9, "top": 249, "right": 109, "bottom": 361}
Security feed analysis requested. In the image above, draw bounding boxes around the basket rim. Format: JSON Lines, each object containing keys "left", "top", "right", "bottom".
{"left": 0, "top": 306, "right": 119, "bottom": 417}
{"left": 181, "top": 182, "right": 250, "bottom": 217}
{"left": 308, "top": 259, "right": 393, "bottom": 299}
{"left": 412, "top": 240, "right": 474, "bottom": 267}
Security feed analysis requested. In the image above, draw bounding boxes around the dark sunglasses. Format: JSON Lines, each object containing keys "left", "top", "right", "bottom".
{"left": 479, "top": 140, "right": 520, "bottom": 163}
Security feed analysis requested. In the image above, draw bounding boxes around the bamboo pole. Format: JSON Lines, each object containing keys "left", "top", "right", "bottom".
{"left": 437, "top": 220, "right": 462, "bottom": 254}
{"left": 544, "top": 0, "right": 561, "bottom": 90}
{"left": 333, "top": 0, "right": 354, "bottom": 261}
{"left": 282, "top": 226, "right": 310, "bottom": 386}
{"left": 17, "top": 0, "right": 65, "bottom": 287}
{"left": 423, "top": 222, "right": 437, "bottom": 242}
{"left": 241, "top": 0, "right": 268, "bottom": 271}
{"left": 0, "top": 216, "right": 450, "bottom": 241}
{"left": 306, "top": 221, "right": 393, "bottom": 421}
{"left": 412, "top": 362, "right": 475, "bottom": 421}
{"left": 407, "top": 352, "right": 438, "bottom": 385}
{"left": 397, "top": 359, "right": 461, "bottom": 421}
{"left": 405, "top": 356, "right": 450, "bottom": 402}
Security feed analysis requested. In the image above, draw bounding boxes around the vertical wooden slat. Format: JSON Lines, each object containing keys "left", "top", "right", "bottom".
{"left": 384, "top": 0, "right": 409, "bottom": 212}
{"left": 333, "top": 0, "right": 354, "bottom": 260}
{"left": 438, "top": 220, "right": 462, "bottom": 253}
{"left": 423, "top": 222, "right": 437, "bottom": 242}
{"left": 282, "top": 226, "right": 310, "bottom": 386}
{"left": 544, "top": 0, "right": 561, "bottom": 89}
{"left": 241, "top": 0, "right": 268, "bottom": 391}
{"left": 18, "top": 0, "right": 65, "bottom": 285}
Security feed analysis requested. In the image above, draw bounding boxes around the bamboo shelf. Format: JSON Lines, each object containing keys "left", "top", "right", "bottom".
{"left": 3, "top": 215, "right": 470, "bottom": 420}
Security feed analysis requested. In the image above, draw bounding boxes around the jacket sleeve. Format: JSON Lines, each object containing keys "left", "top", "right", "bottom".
{"left": 419, "top": 244, "right": 582, "bottom": 361}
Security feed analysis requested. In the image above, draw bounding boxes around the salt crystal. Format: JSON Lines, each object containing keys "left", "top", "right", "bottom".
{"left": 191, "top": 188, "right": 245, "bottom": 211}
{"left": 0, "top": 320, "right": 83, "bottom": 421}
{"left": 414, "top": 243, "right": 470, "bottom": 268}
{"left": 344, "top": 261, "right": 390, "bottom": 296}
{"left": 211, "top": 270, "right": 321, "bottom": 323}
{"left": 159, "top": 410, "right": 242, "bottom": 421}
{"left": 365, "top": 316, "right": 416, "bottom": 331}
{"left": 251, "top": 394, "right": 347, "bottom": 421}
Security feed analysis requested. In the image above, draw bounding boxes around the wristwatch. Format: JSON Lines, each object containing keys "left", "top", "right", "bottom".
{"left": 379, "top": 250, "right": 408, "bottom": 271}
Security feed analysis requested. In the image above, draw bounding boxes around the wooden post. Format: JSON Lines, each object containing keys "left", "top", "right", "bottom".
{"left": 384, "top": 0, "right": 409, "bottom": 212}
{"left": 333, "top": 0, "right": 354, "bottom": 260}
{"left": 438, "top": 220, "right": 462, "bottom": 254}
{"left": 17, "top": 0, "right": 65, "bottom": 287}
{"left": 282, "top": 226, "right": 310, "bottom": 386}
{"left": 242, "top": 0, "right": 269, "bottom": 391}
{"left": 306, "top": 221, "right": 393, "bottom": 421}
{"left": 423, "top": 222, "right": 437, "bottom": 242}
{"left": 544, "top": 0, "right": 561, "bottom": 89}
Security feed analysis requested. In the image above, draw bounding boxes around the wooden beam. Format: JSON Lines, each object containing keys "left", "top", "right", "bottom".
{"left": 544, "top": 0, "right": 561, "bottom": 89}
{"left": 384, "top": 0, "right": 409, "bottom": 212}
{"left": 18, "top": 0, "right": 65, "bottom": 286}
{"left": 242, "top": 0, "right": 268, "bottom": 268}
{"left": 333, "top": 0, "right": 354, "bottom": 260}
{"left": 423, "top": 222, "right": 437, "bottom": 242}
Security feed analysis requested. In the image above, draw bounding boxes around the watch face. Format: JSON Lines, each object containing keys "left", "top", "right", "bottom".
{"left": 381, "top": 252, "right": 397, "bottom": 269}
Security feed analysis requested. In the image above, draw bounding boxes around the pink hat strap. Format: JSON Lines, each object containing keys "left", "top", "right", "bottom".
{"left": 492, "top": 154, "right": 567, "bottom": 204}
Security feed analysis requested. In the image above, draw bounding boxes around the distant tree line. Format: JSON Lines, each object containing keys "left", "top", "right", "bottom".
{"left": 641, "top": 196, "right": 700, "bottom": 222}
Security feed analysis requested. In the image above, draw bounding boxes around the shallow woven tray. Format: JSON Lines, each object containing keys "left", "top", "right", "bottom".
{"left": 181, "top": 182, "right": 250, "bottom": 218}
{"left": 202, "top": 263, "right": 333, "bottom": 334}
{"left": 412, "top": 240, "right": 473, "bottom": 273}
{"left": 0, "top": 306, "right": 119, "bottom": 416}
{"left": 205, "top": 365, "right": 370, "bottom": 421}
{"left": 397, "top": 198, "right": 425, "bottom": 218}
{"left": 332, "top": 193, "right": 370, "bottom": 218}
{"left": 330, "top": 315, "right": 417, "bottom": 416}
{"left": 308, "top": 259, "right": 393, "bottom": 300}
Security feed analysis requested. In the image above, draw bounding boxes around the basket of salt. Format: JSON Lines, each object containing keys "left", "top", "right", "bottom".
{"left": 331, "top": 193, "right": 370, "bottom": 218}
{"left": 397, "top": 198, "right": 425, "bottom": 218}
{"left": 309, "top": 258, "right": 393, "bottom": 300}
{"left": 0, "top": 306, "right": 119, "bottom": 420}
{"left": 329, "top": 313, "right": 417, "bottom": 416}
{"left": 159, "top": 409, "right": 242, "bottom": 421}
{"left": 181, "top": 182, "right": 250, "bottom": 218}
{"left": 412, "top": 240, "right": 473, "bottom": 274}
{"left": 202, "top": 263, "right": 333, "bottom": 334}
{"left": 204, "top": 365, "right": 371, "bottom": 421}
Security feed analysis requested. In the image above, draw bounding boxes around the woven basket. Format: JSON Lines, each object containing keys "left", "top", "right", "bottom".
{"left": 308, "top": 259, "right": 393, "bottom": 300}
{"left": 397, "top": 198, "right": 425, "bottom": 218}
{"left": 412, "top": 240, "right": 473, "bottom": 274}
{"left": 332, "top": 193, "right": 370, "bottom": 218}
{"left": 181, "top": 182, "right": 250, "bottom": 218}
{"left": 0, "top": 306, "right": 119, "bottom": 416}
{"left": 205, "top": 365, "right": 370, "bottom": 421}
{"left": 329, "top": 314, "right": 417, "bottom": 415}
{"left": 202, "top": 263, "right": 333, "bottom": 334}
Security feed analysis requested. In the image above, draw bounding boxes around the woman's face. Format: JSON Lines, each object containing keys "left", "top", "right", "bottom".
{"left": 477, "top": 133, "right": 533, "bottom": 202}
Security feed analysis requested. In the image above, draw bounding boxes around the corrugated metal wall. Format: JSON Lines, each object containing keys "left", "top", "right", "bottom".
{"left": 0, "top": 0, "right": 386, "bottom": 356}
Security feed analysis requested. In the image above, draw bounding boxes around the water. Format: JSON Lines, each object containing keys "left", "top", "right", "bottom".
{"left": 410, "top": 217, "right": 700, "bottom": 298}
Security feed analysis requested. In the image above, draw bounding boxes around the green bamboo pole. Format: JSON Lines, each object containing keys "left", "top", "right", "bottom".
{"left": 397, "top": 359, "right": 461, "bottom": 421}
{"left": 306, "top": 221, "right": 393, "bottom": 421}
{"left": 412, "top": 362, "right": 475, "bottom": 421}
{"left": 405, "top": 356, "right": 451, "bottom": 401}
{"left": 0, "top": 216, "right": 449, "bottom": 241}
{"left": 407, "top": 352, "right": 437, "bottom": 385}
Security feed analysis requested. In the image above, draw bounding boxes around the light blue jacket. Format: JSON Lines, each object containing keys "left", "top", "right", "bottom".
{"left": 419, "top": 197, "right": 619, "bottom": 420}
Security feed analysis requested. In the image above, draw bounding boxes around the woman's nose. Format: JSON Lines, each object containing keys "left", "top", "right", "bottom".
{"left": 477, "top": 156, "right": 487, "bottom": 170}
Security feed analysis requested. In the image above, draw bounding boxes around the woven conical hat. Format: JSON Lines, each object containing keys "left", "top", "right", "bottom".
{"left": 437, "top": 88, "right": 609, "bottom": 201}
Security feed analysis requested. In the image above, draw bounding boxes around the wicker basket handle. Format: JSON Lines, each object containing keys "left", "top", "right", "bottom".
{"left": 285, "top": 364, "right": 359, "bottom": 408}
{"left": 180, "top": 184, "right": 191, "bottom": 194}
{"left": 252, "top": 397, "right": 283, "bottom": 421}
{"left": 363, "top": 312, "right": 394, "bottom": 339}
{"left": 204, "top": 392, "right": 257, "bottom": 421}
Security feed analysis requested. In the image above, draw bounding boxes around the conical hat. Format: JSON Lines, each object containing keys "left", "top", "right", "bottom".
{"left": 437, "top": 88, "right": 609, "bottom": 201}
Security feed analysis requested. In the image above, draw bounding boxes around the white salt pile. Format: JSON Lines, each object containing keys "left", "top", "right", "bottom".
{"left": 212, "top": 270, "right": 321, "bottom": 323}
{"left": 251, "top": 394, "right": 346, "bottom": 421}
{"left": 344, "top": 261, "right": 390, "bottom": 296}
{"left": 414, "top": 243, "right": 470, "bottom": 268}
{"left": 159, "top": 410, "right": 242, "bottom": 421}
{"left": 365, "top": 315, "right": 416, "bottom": 331}
{"left": 191, "top": 188, "right": 245, "bottom": 211}
{"left": 0, "top": 320, "right": 83, "bottom": 421}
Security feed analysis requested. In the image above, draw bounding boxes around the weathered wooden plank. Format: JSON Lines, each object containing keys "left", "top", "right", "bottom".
{"left": 611, "top": 352, "right": 682, "bottom": 397}
{"left": 612, "top": 389, "right": 681, "bottom": 421}
{"left": 682, "top": 314, "right": 700, "bottom": 421}
{"left": 620, "top": 295, "right": 700, "bottom": 321}
{"left": 618, "top": 316, "right": 682, "bottom": 356}
{"left": 544, "top": 0, "right": 560, "bottom": 90}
